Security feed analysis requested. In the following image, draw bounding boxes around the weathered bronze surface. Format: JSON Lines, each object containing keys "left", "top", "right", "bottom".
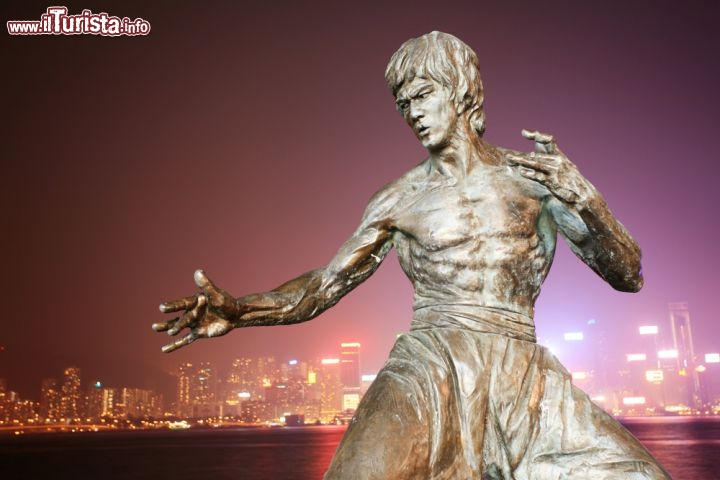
{"left": 153, "top": 32, "right": 670, "bottom": 479}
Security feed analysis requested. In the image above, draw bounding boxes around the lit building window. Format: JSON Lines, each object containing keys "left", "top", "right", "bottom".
{"left": 638, "top": 325, "right": 658, "bottom": 335}
{"left": 705, "top": 353, "right": 720, "bottom": 364}
{"left": 657, "top": 349, "right": 678, "bottom": 359}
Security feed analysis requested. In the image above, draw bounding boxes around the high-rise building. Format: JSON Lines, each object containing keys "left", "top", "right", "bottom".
{"left": 177, "top": 362, "right": 194, "bottom": 418}
{"left": 85, "top": 382, "right": 108, "bottom": 420}
{"left": 340, "top": 342, "right": 361, "bottom": 389}
{"left": 263, "top": 359, "right": 317, "bottom": 421}
{"left": 176, "top": 362, "right": 219, "bottom": 419}
{"left": 101, "top": 387, "right": 119, "bottom": 418}
{"left": 226, "top": 357, "right": 274, "bottom": 402}
{"left": 669, "top": 302, "right": 701, "bottom": 407}
{"left": 39, "top": 378, "right": 61, "bottom": 423}
{"left": 317, "top": 358, "right": 343, "bottom": 420}
{"left": 340, "top": 342, "right": 361, "bottom": 412}
{"left": 119, "top": 388, "right": 163, "bottom": 419}
{"left": 193, "top": 362, "right": 217, "bottom": 418}
{"left": 0, "top": 379, "right": 9, "bottom": 424}
{"left": 60, "top": 367, "right": 81, "bottom": 422}
{"left": 257, "top": 356, "right": 280, "bottom": 393}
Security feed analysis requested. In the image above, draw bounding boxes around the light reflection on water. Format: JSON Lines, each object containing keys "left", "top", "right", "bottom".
{"left": 621, "top": 416, "right": 720, "bottom": 479}
{"left": 1, "top": 418, "right": 718, "bottom": 479}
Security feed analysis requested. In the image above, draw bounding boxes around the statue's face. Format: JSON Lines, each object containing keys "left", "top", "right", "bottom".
{"left": 395, "top": 77, "right": 459, "bottom": 152}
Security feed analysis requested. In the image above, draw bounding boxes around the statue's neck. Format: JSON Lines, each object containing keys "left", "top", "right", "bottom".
{"left": 430, "top": 131, "right": 500, "bottom": 179}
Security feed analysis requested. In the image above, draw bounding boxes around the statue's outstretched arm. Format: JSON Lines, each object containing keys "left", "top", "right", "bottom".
{"left": 506, "top": 130, "right": 643, "bottom": 292}
{"left": 152, "top": 196, "right": 395, "bottom": 353}
{"left": 237, "top": 218, "right": 394, "bottom": 327}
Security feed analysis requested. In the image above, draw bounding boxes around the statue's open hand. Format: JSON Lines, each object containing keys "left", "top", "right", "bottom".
{"left": 506, "top": 129, "right": 593, "bottom": 204}
{"left": 152, "top": 270, "right": 238, "bottom": 353}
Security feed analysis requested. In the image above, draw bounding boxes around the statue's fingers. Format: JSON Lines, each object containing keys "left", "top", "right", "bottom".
{"left": 506, "top": 153, "right": 552, "bottom": 174}
{"left": 159, "top": 296, "right": 197, "bottom": 313}
{"left": 521, "top": 129, "right": 557, "bottom": 154}
{"left": 167, "top": 313, "right": 198, "bottom": 336}
{"left": 528, "top": 153, "right": 562, "bottom": 167}
{"left": 194, "top": 269, "right": 226, "bottom": 307}
{"left": 517, "top": 166, "right": 548, "bottom": 184}
{"left": 521, "top": 129, "right": 554, "bottom": 144}
{"left": 167, "top": 312, "right": 192, "bottom": 336}
{"left": 161, "top": 332, "right": 197, "bottom": 353}
{"left": 152, "top": 318, "right": 178, "bottom": 332}
{"left": 167, "top": 296, "right": 206, "bottom": 335}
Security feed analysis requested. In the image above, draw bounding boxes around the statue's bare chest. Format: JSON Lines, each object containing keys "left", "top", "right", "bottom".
{"left": 393, "top": 172, "right": 543, "bottom": 252}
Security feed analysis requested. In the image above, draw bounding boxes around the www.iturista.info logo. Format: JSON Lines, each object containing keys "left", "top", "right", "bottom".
{"left": 7, "top": 6, "right": 151, "bottom": 36}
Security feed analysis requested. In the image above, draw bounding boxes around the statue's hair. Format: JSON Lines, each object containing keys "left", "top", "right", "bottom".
{"left": 385, "top": 31, "right": 485, "bottom": 135}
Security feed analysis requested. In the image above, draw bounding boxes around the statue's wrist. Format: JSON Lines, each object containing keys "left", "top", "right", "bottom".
{"left": 230, "top": 298, "right": 244, "bottom": 326}
{"left": 576, "top": 189, "right": 603, "bottom": 211}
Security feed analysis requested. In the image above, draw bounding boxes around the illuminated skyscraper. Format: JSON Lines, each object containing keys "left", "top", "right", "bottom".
{"left": 39, "top": 378, "right": 61, "bottom": 423}
{"left": 177, "top": 362, "right": 194, "bottom": 418}
{"left": 194, "top": 362, "right": 218, "bottom": 417}
{"left": 340, "top": 342, "right": 361, "bottom": 412}
{"left": 317, "top": 358, "right": 343, "bottom": 420}
{"left": 176, "top": 362, "right": 218, "bottom": 418}
{"left": 119, "top": 387, "right": 163, "bottom": 419}
{"left": 100, "top": 387, "right": 118, "bottom": 418}
{"left": 225, "top": 357, "right": 253, "bottom": 410}
{"left": 668, "top": 302, "right": 701, "bottom": 407}
{"left": 340, "top": 342, "right": 361, "bottom": 388}
{"left": 257, "top": 356, "right": 280, "bottom": 391}
{"left": 60, "top": 366, "right": 81, "bottom": 422}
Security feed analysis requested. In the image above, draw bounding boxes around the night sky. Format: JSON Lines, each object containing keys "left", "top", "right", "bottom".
{"left": 2, "top": 0, "right": 718, "bottom": 400}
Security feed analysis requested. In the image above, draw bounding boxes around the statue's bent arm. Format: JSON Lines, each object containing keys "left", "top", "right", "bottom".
{"left": 548, "top": 192, "right": 643, "bottom": 293}
{"left": 504, "top": 130, "right": 643, "bottom": 294}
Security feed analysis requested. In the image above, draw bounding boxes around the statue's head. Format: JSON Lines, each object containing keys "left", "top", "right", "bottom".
{"left": 385, "top": 31, "right": 485, "bottom": 136}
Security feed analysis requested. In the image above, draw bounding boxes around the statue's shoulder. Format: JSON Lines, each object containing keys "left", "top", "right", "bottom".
{"left": 373, "top": 161, "right": 429, "bottom": 201}
{"left": 363, "top": 161, "right": 429, "bottom": 222}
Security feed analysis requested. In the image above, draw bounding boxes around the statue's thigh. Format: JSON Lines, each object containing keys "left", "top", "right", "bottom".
{"left": 324, "top": 369, "right": 431, "bottom": 480}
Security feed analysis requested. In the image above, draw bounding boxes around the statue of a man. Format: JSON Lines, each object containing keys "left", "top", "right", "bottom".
{"left": 153, "top": 32, "right": 669, "bottom": 479}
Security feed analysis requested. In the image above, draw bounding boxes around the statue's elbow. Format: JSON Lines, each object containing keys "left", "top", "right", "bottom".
{"left": 624, "top": 273, "right": 644, "bottom": 293}
{"left": 613, "top": 266, "right": 644, "bottom": 293}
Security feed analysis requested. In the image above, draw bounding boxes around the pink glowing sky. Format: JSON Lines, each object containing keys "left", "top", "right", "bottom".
{"left": 2, "top": 0, "right": 718, "bottom": 398}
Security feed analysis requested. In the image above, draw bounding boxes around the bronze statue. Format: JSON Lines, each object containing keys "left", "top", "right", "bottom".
{"left": 153, "top": 32, "right": 670, "bottom": 479}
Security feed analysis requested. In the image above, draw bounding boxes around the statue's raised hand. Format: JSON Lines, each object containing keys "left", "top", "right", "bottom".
{"left": 506, "top": 129, "right": 594, "bottom": 204}
{"left": 152, "top": 270, "right": 238, "bottom": 353}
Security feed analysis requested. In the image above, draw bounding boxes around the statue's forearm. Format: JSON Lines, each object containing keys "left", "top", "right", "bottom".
{"left": 231, "top": 238, "right": 389, "bottom": 327}
{"left": 231, "top": 269, "right": 336, "bottom": 328}
{"left": 575, "top": 194, "right": 643, "bottom": 292}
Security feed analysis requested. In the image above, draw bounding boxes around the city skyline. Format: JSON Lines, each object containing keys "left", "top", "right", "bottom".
{"left": 2, "top": 1, "right": 718, "bottom": 401}
{"left": 4, "top": 306, "right": 719, "bottom": 417}
{"left": 3, "top": 297, "right": 718, "bottom": 402}
{"left": 2, "top": 342, "right": 719, "bottom": 432}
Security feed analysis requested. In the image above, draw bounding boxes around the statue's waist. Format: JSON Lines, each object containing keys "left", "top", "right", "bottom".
{"left": 411, "top": 303, "right": 536, "bottom": 343}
